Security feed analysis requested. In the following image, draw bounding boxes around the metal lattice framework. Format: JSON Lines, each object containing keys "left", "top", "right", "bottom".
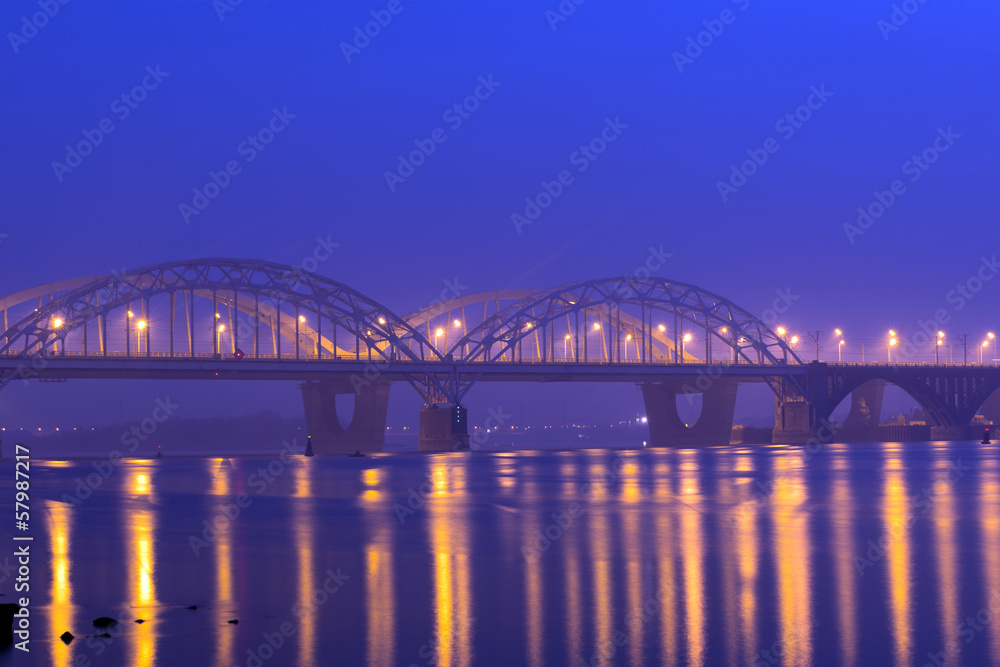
{"left": 0, "top": 259, "right": 441, "bottom": 364}
{"left": 450, "top": 277, "right": 804, "bottom": 366}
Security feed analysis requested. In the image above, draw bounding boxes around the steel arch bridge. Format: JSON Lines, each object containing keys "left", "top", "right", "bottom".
{"left": 0, "top": 261, "right": 802, "bottom": 376}
{"left": 5, "top": 258, "right": 999, "bottom": 450}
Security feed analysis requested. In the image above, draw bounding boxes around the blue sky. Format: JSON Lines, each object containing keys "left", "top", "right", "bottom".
{"left": 1, "top": 0, "right": 997, "bottom": 429}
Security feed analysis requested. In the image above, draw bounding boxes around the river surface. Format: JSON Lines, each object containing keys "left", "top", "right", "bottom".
{"left": 1, "top": 441, "right": 999, "bottom": 666}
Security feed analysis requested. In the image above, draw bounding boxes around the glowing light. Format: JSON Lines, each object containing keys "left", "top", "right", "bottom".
{"left": 658, "top": 324, "right": 666, "bottom": 332}
{"left": 890, "top": 338, "right": 897, "bottom": 346}
{"left": 683, "top": 333, "right": 692, "bottom": 342}
{"left": 889, "top": 330, "right": 897, "bottom": 337}
{"left": 378, "top": 317, "right": 386, "bottom": 325}
{"left": 435, "top": 328, "right": 444, "bottom": 337}
{"left": 137, "top": 320, "right": 147, "bottom": 330}
{"left": 52, "top": 318, "right": 63, "bottom": 328}
{"left": 790, "top": 335, "right": 799, "bottom": 344}
{"left": 127, "top": 310, "right": 134, "bottom": 318}
{"left": 776, "top": 327, "right": 786, "bottom": 336}
{"left": 720, "top": 327, "right": 728, "bottom": 333}
{"left": 215, "top": 313, "right": 221, "bottom": 319}
{"left": 839, "top": 340, "right": 845, "bottom": 346}
{"left": 565, "top": 334, "right": 571, "bottom": 339}
{"left": 938, "top": 331, "right": 945, "bottom": 338}
{"left": 299, "top": 315, "right": 305, "bottom": 323}
{"left": 453, "top": 319, "right": 462, "bottom": 327}
{"left": 218, "top": 324, "right": 225, "bottom": 333}
{"left": 990, "top": 333, "right": 996, "bottom": 340}
{"left": 625, "top": 334, "right": 632, "bottom": 341}
{"left": 640, "top": 416, "right": 647, "bottom": 423}
{"left": 835, "top": 329, "right": 842, "bottom": 337}
{"left": 594, "top": 323, "right": 601, "bottom": 330}
{"left": 525, "top": 322, "right": 532, "bottom": 329}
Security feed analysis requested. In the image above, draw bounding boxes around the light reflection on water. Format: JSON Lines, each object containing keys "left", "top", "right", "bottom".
{"left": 5, "top": 441, "right": 1000, "bottom": 667}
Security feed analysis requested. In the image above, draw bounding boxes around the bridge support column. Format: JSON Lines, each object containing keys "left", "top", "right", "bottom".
{"left": 640, "top": 377, "right": 739, "bottom": 447}
{"left": 837, "top": 379, "right": 886, "bottom": 442}
{"left": 300, "top": 378, "right": 390, "bottom": 454}
{"left": 772, "top": 366, "right": 832, "bottom": 444}
{"left": 418, "top": 403, "right": 469, "bottom": 452}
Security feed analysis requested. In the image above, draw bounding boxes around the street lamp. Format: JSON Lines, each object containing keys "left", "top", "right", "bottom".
{"left": 564, "top": 334, "right": 571, "bottom": 359}
{"left": 137, "top": 319, "right": 147, "bottom": 355}
{"left": 888, "top": 335, "right": 897, "bottom": 363}
{"left": 982, "top": 340, "right": 989, "bottom": 364}
{"left": 937, "top": 331, "right": 945, "bottom": 364}
{"left": 682, "top": 333, "right": 692, "bottom": 362}
{"left": 217, "top": 323, "right": 225, "bottom": 352}
{"left": 990, "top": 332, "right": 996, "bottom": 366}
{"left": 453, "top": 319, "right": 462, "bottom": 328}
{"left": 624, "top": 333, "right": 632, "bottom": 360}
{"left": 838, "top": 339, "right": 845, "bottom": 363}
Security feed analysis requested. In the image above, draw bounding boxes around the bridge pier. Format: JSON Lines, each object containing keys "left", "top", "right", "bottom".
{"left": 300, "top": 378, "right": 390, "bottom": 454}
{"left": 640, "top": 377, "right": 739, "bottom": 447}
{"left": 837, "top": 379, "right": 886, "bottom": 441}
{"left": 418, "top": 403, "right": 469, "bottom": 452}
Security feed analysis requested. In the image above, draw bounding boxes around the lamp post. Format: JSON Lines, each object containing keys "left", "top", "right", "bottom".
{"left": 936, "top": 331, "right": 944, "bottom": 364}
{"left": 564, "top": 334, "right": 571, "bottom": 360}
{"left": 137, "top": 319, "right": 147, "bottom": 355}
{"left": 217, "top": 323, "right": 225, "bottom": 354}
{"left": 681, "top": 333, "right": 692, "bottom": 362}
{"left": 839, "top": 339, "right": 845, "bottom": 363}
{"left": 990, "top": 332, "right": 996, "bottom": 365}
{"left": 888, "top": 330, "right": 897, "bottom": 363}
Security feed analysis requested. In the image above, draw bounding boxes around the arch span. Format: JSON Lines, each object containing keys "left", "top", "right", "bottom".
{"left": 450, "top": 277, "right": 803, "bottom": 366}
{"left": 0, "top": 259, "right": 440, "bottom": 364}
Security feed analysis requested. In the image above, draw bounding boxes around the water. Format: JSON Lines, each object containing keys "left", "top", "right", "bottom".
{"left": 1, "top": 441, "right": 999, "bottom": 666}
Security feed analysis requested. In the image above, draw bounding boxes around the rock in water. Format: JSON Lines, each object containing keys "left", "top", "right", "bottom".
{"left": 186, "top": 605, "right": 198, "bottom": 610}
{"left": 92, "top": 617, "right": 118, "bottom": 628}
{"left": 60, "top": 631, "right": 74, "bottom": 644}
{"left": 0, "top": 604, "right": 21, "bottom": 645}
{"left": 228, "top": 619, "right": 239, "bottom": 624}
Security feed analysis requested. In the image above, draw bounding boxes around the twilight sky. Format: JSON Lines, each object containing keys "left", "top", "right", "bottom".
{"left": 1, "top": 0, "right": 998, "bottom": 431}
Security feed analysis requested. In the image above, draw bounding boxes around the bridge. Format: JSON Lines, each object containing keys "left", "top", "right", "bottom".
{"left": 1, "top": 259, "right": 998, "bottom": 452}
